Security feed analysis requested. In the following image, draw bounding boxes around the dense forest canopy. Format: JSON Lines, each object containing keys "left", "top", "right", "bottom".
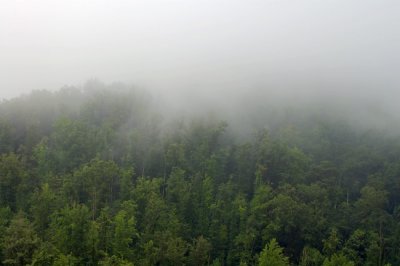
{"left": 0, "top": 83, "right": 400, "bottom": 265}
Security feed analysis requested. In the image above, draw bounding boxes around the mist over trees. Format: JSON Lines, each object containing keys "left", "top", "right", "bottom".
{"left": 0, "top": 83, "right": 399, "bottom": 265}
{"left": 1, "top": 0, "right": 399, "bottom": 264}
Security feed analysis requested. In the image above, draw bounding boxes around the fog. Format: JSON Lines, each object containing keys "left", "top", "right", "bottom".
{"left": 1, "top": 0, "right": 400, "bottom": 127}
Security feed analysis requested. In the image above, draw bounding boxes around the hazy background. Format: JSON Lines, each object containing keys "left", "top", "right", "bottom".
{"left": 1, "top": 0, "right": 399, "bottom": 118}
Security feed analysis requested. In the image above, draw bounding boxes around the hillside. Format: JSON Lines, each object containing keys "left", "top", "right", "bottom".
{"left": 0, "top": 85, "right": 399, "bottom": 265}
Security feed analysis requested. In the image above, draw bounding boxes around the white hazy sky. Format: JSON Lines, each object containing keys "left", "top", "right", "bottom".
{"left": 0, "top": 0, "right": 399, "bottom": 101}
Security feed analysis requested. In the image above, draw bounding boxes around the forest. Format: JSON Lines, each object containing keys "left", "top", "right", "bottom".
{"left": 0, "top": 84, "right": 400, "bottom": 266}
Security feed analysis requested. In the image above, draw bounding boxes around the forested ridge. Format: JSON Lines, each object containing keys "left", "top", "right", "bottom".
{"left": 0, "top": 84, "right": 400, "bottom": 265}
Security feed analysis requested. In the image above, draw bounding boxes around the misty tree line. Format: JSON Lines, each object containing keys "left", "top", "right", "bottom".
{"left": 0, "top": 83, "right": 400, "bottom": 265}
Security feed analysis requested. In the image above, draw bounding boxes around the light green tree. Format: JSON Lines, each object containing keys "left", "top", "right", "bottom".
{"left": 258, "top": 238, "right": 289, "bottom": 266}
{"left": 50, "top": 204, "right": 94, "bottom": 261}
{"left": 30, "top": 183, "right": 57, "bottom": 236}
{"left": 112, "top": 210, "right": 137, "bottom": 260}
{"left": 2, "top": 213, "right": 39, "bottom": 265}
{"left": 323, "top": 253, "right": 355, "bottom": 266}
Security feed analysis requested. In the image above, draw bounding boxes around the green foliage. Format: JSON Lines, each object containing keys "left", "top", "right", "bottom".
{"left": 322, "top": 253, "right": 355, "bottom": 266}
{"left": 50, "top": 204, "right": 94, "bottom": 261}
{"left": 299, "top": 246, "right": 324, "bottom": 266}
{"left": 0, "top": 87, "right": 399, "bottom": 265}
{"left": 0, "top": 119, "right": 13, "bottom": 154}
{"left": 112, "top": 210, "right": 137, "bottom": 259}
{"left": 160, "top": 236, "right": 188, "bottom": 265}
{"left": 188, "top": 236, "right": 212, "bottom": 266}
{"left": 258, "top": 238, "right": 289, "bottom": 266}
{"left": 70, "top": 158, "right": 120, "bottom": 218}
{"left": 166, "top": 168, "right": 191, "bottom": 221}
{"left": 323, "top": 228, "right": 341, "bottom": 257}
{"left": 30, "top": 241, "right": 59, "bottom": 266}
{"left": 98, "top": 255, "right": 134, "bottom": 266}
{"left": 48, "top": 118, "right": 98, "bottom": 173}
{"left": 53, "top": 254, "right": 79, "bottom": 266}
{"left": 30, "top": 183, "right": 57, "bottom": 236}
{"left": 354, "top": 185, "right": 389, "bottom": 229}
{"left": 0, "top": 153, "right": 29, "bottom": 210}
{"left": 2, "top": 213, "right": 39, "bottom": 265}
